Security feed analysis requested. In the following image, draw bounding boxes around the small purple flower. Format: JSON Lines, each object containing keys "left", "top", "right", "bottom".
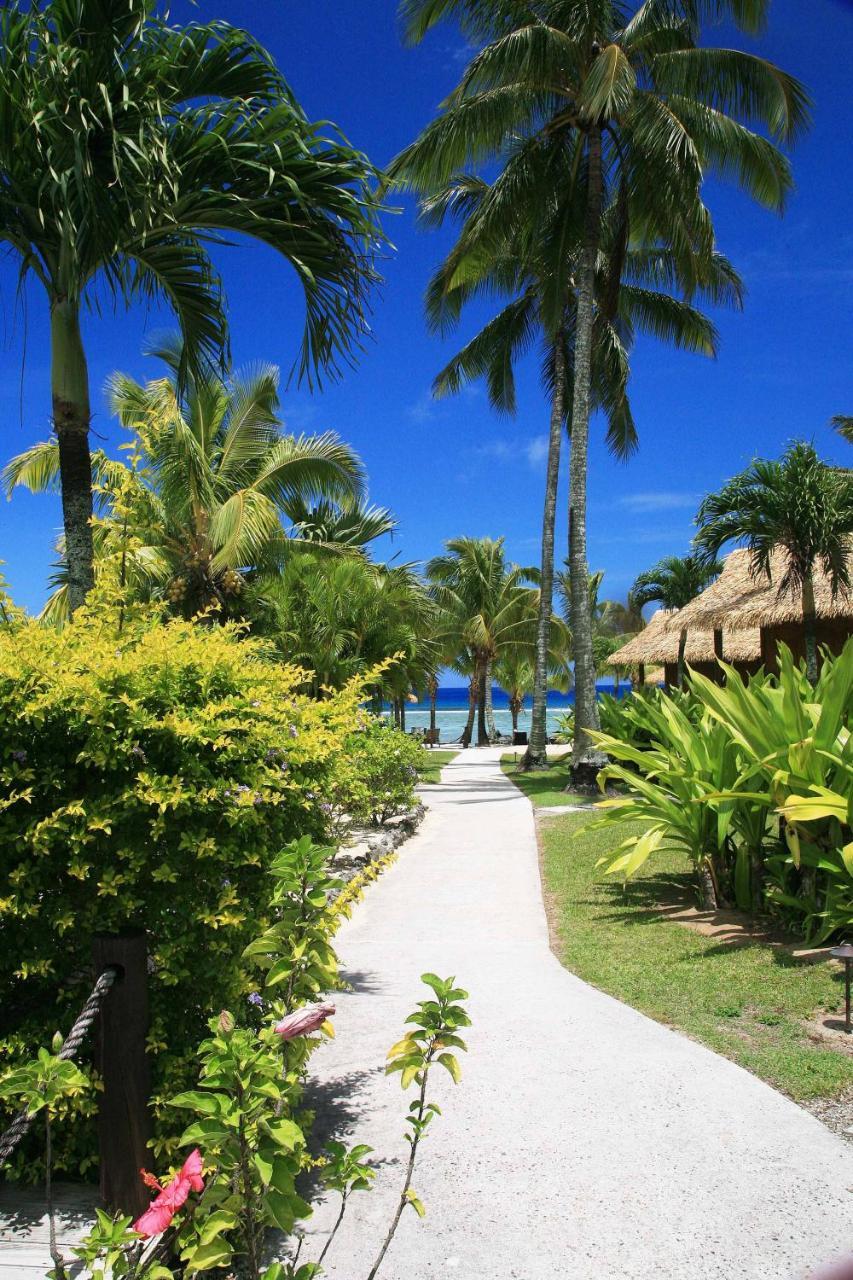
{"left": 237, "top": 784, "right": 250, "bottom": 794}
{"left": 251, "top": 700, "right": 261, "bottom": 708}
{"left": 288, "top": 725, "right": 298, "bottom": 739}
{"left": 247, "top": 992, "right": 264, "bottom": 1009}
{"left": 224, "top": 789, "right": 232, "bottom": 799}
{"left": 320, "top": 802, "right": 333, "bottom": 815}
{"left": 279, "top": 760, "right": 289, "bottom": 773}
{"left": 11, "top": 749, "right": 27, "bottom": 765}
{"left": 129, "top": 745, "right": 147, "bottom": 763}
{"left": 253, "top": 795, "right": 263, "bottom": 807}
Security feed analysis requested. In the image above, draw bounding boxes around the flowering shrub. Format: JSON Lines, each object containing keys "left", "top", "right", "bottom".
{"left": 0, "top": 613, "right": 367, "bottom": 1176}
{"left": 6, "top": 826, "right": 469, "bottom": 1277}
{"left": 66, "top": 972, "right": 468, "bottom": 1280}
{"left": 334, "top": 719, "right": 423, "bottom": 826}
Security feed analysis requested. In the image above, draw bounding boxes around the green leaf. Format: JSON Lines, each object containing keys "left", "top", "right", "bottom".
{"left": 405, "top": 1188, "right": 426, "bottom": 1218}
{"left": 438, "top": 1052, "right": 462, "bottom": 1084}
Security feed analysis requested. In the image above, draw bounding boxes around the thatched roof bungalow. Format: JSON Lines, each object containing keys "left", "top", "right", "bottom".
{"left": 607, "top": 607, "right": 761, "bottom": 687}
{"left": 659, "top": 548, "right": 853, "bottom": 674}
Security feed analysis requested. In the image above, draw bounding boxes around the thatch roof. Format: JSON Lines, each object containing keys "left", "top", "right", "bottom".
{"left": 607, "top": 608, "right": 761, "bottom": 666}
{"left": 659, "top": 548, "right": 853, "bottom": 633}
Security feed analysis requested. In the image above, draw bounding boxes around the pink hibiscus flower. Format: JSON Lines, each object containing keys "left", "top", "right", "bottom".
{"left": 133, "top": 1148, "right": 205, "bottom": 1238}
{"left": 274, "top": 1001, "right": 336, "bottom": 1041}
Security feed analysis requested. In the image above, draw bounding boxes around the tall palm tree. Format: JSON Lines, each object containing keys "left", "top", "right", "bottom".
{"left": 414, "top": 172, "right": 739, "bottom": 770}
{"left": 392, "top": 0, "right": 807, "bottom": 775}
{"left": 629, "top": 553, "right": 721, "bottom": 687}
{"left": 5, "top": 339, "right": 367, "bottom": 619}
{"left": 694, "top": 441, "right": 853, "bottom": 683}
{"left": 427, "top": 537, "right": 537, "bottom": 746}
{"left": 0, "top": 0, "right": 383, "bottom": 611}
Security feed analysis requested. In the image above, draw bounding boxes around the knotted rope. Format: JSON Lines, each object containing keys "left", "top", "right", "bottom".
{"left": 0, "top": 965, "right": 119, "bottom": 1166}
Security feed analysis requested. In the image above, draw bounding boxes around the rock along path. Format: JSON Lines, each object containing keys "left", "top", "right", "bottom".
{"left": 301, "top": 746, "right": 853, "bottom": 1280}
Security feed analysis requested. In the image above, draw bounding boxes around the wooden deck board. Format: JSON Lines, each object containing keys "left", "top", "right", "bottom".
{"left": 0, "top": 1182, "right": 97, "bottom": 1276}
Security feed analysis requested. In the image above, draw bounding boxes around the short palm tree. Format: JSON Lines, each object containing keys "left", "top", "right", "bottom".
{"left": 427, "top": 537, "right": 537, "bottom": 746}
{"left": 5, "top": 339, "right": 366, "bottom": 619}
{"left": 694, "top": 441, "right": 853, "bottom": 683}
{"left": 0, "top": 0, "right": 383, "bottom": 610}
{"left": 393, "top": 0, "right": 808, "bottom": 775}
{"left": 630, "top": 554, "right": 721, "bottom": 687}
{"left": 251, "top": 554, "right": 438, "bottom": 702}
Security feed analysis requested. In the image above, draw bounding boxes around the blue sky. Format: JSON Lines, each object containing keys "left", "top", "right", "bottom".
{"left": 1, "top": 0, "right": 852, "bottom": 640}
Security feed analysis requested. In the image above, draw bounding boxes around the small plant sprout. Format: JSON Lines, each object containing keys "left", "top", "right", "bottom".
{"left": 315, "top": 1141, "right": 376, "bottom": 1268}
{"left": 366, "top": 973, "right": 470, "bottom": 1280}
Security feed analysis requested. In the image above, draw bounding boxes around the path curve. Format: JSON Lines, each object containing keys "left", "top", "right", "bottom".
{"left": 302, "top": 747, "right": 853, "bottom": 1279}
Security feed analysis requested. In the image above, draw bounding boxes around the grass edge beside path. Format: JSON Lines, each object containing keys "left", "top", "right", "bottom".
{"left": 417, "top": 749, "right": 459, "bottom": 785}
{"left": 539, "top": 808, "right": 853, "bottom": 1104}
{"left": 500, "top": 752, "right": 593, "bottom": 808}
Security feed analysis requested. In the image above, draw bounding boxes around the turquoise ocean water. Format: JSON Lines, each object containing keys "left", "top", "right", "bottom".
{"left": 388, "top": 681, "right": 628, "bottom": 741}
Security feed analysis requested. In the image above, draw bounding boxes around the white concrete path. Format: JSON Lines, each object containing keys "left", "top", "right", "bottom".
{"left": 302, "top": 746, "right": 853, "bottom": 1280}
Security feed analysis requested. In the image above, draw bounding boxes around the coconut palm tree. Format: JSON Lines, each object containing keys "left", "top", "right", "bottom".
{"left": 415, "top": 170, "right": 740, "bottom": 771}
{"left": 694, "top": 441, "right": 853, "bottom": 683}
{"left": 0, "top": 0, "right": 383, "bottom": 611}
{"left": 832, "top": 415, "right": 853, "bottom": 444}
{"left": 392, "top": 0, "right": 808, "bottom": 775}
{"left": 250, "top": 554, "right": 438, "bottom": 702}
{"left": 5, "top": 339, "right": 367, "bottom": 619}
{"left": 629, "top": 554, "right": 721, "bottom": 687}
{"left": 427, "top": 537, "right": 537, "bottom": 746}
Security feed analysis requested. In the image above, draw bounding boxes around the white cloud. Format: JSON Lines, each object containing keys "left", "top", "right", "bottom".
{"left": 473, "top": 435, "right": 550, "bottom": 470}
{"left": 618, "top": 491, "right": 698, "bottom": 514}
{"left": 406, "top": 393, "right": 437, "bottom": 424}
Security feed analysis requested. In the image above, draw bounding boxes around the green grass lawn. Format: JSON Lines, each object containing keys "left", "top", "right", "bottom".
{"left": 542, "top": 809, "right": 853, "bottom": 1101}
{"left": 500, "top": 752, "right": 593, "bottom": 808}
{"left": 417, "top": 749, "right": 458, "bottom": 785}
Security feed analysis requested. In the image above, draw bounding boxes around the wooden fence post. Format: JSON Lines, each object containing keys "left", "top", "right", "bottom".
{"left": 92, "top": 930, "right": 151, "bottom": 1218}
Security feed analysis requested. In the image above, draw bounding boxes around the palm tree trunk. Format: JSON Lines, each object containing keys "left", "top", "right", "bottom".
{"left": 677, "top": 629, "right": 688, "bottom": 689}
{"left": 567, "top": 126, "right": 603, "bottom": 775}
{"left": 51, "top": 298, "right": 94, "bottom": 612}
{"left": 802, "top": 575, "right": 818, "bottom": 684}
{"left": 400, "top": 697, "right": 407, "bottom": 733}
{"left": 476, "top": 660, "right": 488, "bottom": 746}
{"left": 523, "top": 338, "right": 566, "bottom": 769}
{"left": 460, "top": 676, "right": 476, "bottom": 748}
{"left": 511, "top": 695, "right": 521, "bottom": 736}
{"left": 484, "top": 659, "right": 497, "bottom": 741}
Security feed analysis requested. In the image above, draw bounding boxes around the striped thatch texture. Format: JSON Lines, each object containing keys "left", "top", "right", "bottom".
{"left": 658, "top": 547, "right": 853, "bottom": 632}
{"left": 607, "top": 608, "right": 760, "bottom": 666}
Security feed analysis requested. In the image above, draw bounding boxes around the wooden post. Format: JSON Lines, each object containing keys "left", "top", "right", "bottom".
{"left": 713, "top": 628, "right": 724, "bottom": 660}
{"left": 92, "top": 931, "right": 151, "bottom": 1218}
{"left": 638, "top": 662, "right": 645, "bottom": 687}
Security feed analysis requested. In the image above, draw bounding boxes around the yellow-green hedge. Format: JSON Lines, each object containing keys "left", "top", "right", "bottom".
{"left": 0, "top": 611, "right": 372, "bottom": 1175}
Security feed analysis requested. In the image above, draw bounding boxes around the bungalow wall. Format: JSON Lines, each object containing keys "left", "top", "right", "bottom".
{"left": 662, "top": 658, "right": 763, "bottom": 688}
{"left": 759, "top": 618, "right": 853, "bottom": 673}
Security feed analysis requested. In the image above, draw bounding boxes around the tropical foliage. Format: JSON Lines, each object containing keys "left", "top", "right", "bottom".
{"left": 392, "top": 0, "right": 807, "bottom": 775}
{"left": 694, "top": 440, "right": 853, "bottom": 682}
{"left": 0, "top": 610, "right": 420, "bottom": 1177}
{"left": 629, "top": 553, "right": 722, "bottom": 686}
{"left": 591, "top": 641, "right": 853, "bottom": 940}
{"left": 426, "top": 537, "right": 542, "bottom": 746}
{"left": 0, "top": 0, "right": 384, "bottom": 608}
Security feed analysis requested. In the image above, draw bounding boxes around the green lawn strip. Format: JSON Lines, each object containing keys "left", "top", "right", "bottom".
{"left": 500, "top": 753, "right": 592, "bottom": 808}
{"left": 417, "top": 749, "right": 459, "bottom": 785}
{"left": 542, "top": 809, "right": 853, "bottom": 1101}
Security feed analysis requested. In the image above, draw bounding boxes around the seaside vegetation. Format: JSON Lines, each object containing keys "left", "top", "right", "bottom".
{"left": 2, "top": 0, "right": 853, "bottom": 1272}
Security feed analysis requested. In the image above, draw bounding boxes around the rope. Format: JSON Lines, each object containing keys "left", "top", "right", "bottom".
{"left": 0, "top": 966, "right": 119, "bottom": 1167}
